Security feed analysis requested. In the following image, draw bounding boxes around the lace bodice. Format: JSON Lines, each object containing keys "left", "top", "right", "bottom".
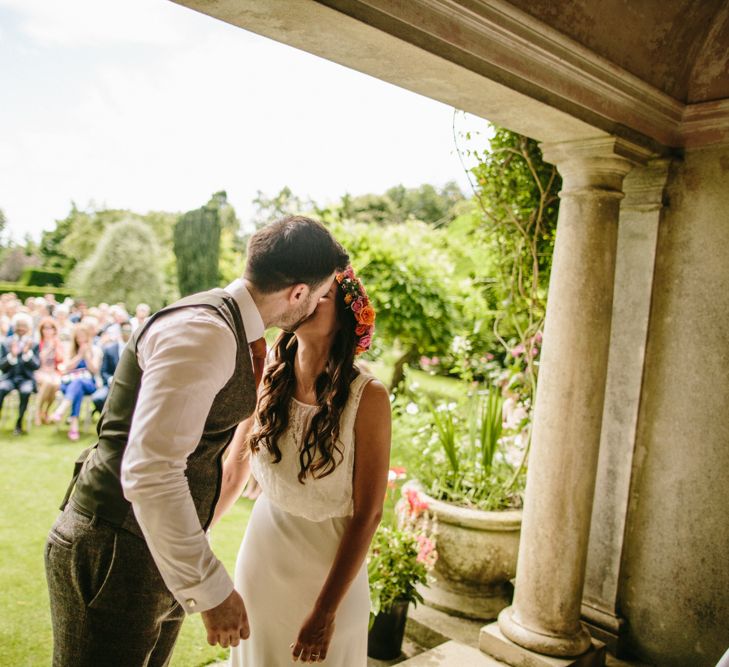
{"left": 251, "top": 373, "right": 374, "bottom": 522}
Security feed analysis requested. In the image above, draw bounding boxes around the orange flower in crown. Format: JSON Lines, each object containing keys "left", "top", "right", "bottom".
{"left": 336, "top": 265, "right": 375, "bottom": 355}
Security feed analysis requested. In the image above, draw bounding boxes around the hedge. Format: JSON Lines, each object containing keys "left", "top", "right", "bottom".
{"left": 0, "top": 282, "right": 73, "bottom": 301}
{"left": 19, "top": 268, "right": 65, "bottom": 287}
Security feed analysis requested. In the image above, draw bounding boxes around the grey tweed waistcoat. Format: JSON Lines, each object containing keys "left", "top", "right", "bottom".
{"left": 63, "top": 289, "right": 257, "bottom": 538}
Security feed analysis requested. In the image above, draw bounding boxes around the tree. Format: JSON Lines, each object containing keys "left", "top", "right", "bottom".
{"left": 319, "top": 182, "right": 464, "bottom": 227}
{"left": 173, "top": 193, "right": 223, "bottom": 296}
{"left": 68, "top": 219, "right": 164, "bottom": 309}
{"left": 251, "top": 187, "right": 313, "bottom": 230}
{"left": 330, "top": 220, "right": 456, "bottom": 390}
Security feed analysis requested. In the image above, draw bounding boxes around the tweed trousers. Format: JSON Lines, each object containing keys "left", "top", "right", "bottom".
{"left": 44, "top": 504, "right": 185, "bottom": 667}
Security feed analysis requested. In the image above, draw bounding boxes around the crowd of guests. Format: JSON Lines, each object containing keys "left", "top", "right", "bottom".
{"left": 0, "top": 292, "right": 151, "bottom": 440}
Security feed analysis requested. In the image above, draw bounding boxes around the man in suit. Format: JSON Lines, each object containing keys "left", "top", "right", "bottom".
{"left": 45, "top": 216, "right": 349, "bottom": 666}
{"left": 0, "top": 313, "right": 41, "bottom": 435}
{"left": 91, "top": 320, "right": 132, "bottom": 414}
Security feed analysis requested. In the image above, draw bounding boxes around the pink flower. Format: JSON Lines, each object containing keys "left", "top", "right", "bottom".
{"left": 486, "top": 353, "right": 495, "bottom": 361}
{"left": 358, "top": 333, "right": 372, "bottom": 350}
{"left": 351, "top": 297, "right": 365, "bottom": 313}
{"left": 510, "top": 344, "right": 525, "bottom": 358}
{"left": 405, "top": 488, "right": 429, "bottom": 516}
{"left": 416, "top": 536, "right": 437, "bottom": 565}
{"left": 534, "top": 331, "right": 543, "bottom": 344}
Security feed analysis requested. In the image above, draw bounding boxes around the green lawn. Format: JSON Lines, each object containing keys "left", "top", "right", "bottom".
{"left": 0, "top": 422, "right": 253, "bottom": 667}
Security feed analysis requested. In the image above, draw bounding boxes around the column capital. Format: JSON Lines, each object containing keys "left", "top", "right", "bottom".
{"left": 541, "top": 137, "right": 657, "bottom": 196}
{"left": 622, "top": 158, "right": 672, "bottom": 213}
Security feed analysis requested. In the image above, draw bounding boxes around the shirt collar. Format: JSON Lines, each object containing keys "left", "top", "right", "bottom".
{"left": 224, "top": 279, "right": 265, "bottom": 342}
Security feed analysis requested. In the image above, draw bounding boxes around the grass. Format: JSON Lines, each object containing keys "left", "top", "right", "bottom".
{"left": 0, "top": 420, "right": 252, "bottom": 667}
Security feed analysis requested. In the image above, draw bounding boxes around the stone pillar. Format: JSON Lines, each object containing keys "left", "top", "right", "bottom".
{"left": 480, "top": 137, "right": 654, "bottom": 664}
{"left": 580, "top": 158, "right": 671, "bottom": 654}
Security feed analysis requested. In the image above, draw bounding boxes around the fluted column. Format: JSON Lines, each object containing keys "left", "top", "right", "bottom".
{"left": 490, "top": 137, "right": 654, "bottom": 660}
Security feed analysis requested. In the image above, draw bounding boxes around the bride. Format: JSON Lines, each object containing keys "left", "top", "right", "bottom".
{"left": 212, "top": 266, "right": 391, "bottom": 665}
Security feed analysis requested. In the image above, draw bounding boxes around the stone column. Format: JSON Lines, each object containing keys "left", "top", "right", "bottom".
{"left": 481, "top": 137, "right": 654, "bottom": 663}
{"left": 580, "top": 158, "right": 671, "bottom": 654}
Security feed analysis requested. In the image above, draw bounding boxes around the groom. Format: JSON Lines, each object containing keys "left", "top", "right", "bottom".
{"left": 45, "top": 216, "right": 349, "bottom": 666}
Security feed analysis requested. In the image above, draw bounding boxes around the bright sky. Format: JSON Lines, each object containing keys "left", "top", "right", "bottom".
{"left": 0, "top": 0, "right": 490, "bottom": 242}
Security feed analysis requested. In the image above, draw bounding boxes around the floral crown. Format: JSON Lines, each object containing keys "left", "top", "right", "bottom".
{"left": 336, "top": 266, "right": 375, "bottom": 355}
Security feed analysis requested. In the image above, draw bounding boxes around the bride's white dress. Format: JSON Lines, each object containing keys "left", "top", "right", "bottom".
{"left": 230, "top": 373, "right": 374, "bottom": 667}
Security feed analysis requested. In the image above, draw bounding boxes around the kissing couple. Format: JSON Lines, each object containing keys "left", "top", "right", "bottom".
{"left": 45, "top": 216, "right": 391, "bottom": 666}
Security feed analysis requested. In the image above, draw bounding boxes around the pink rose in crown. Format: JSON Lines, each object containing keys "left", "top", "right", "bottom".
{"left": 351, "top": 297, "right": 365, "bottom": 313}
{"left": 358, "top": 333, "right": 372, "bottom": 350}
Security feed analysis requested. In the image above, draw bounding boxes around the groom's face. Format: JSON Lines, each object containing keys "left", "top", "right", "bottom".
{"left": 278, "top": 275, "right": 336, "bottom": 332}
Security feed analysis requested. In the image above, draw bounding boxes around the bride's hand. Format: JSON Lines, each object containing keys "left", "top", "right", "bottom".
{"left": 291, "top": 607, "right": 335, "bottom": 663}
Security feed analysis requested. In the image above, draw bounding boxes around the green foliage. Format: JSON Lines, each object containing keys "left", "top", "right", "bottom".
{"left": 0, "top": 282, "right": 71, "bottom": 300}
{"left": 69, "top": 219, "right": 165, "bottom": 309}
{"left": 40, "top": 204, "right": 180, "bottom": 301}
{"left": 20, "top": 268, "right": 64, "bottom": 287}
{"left": 368, "top": 486, "right": 437, "bottom": 617}
{"left": 368, "top": 526, "right": 427, "bottom": 617}
{"left": 251, "top": 187, "right": 313, "bottom": 230}
{"left": 328, "top": 219, "right": 456, "bottom": 388}
{"left": 318, "top": 182, "right": 464, "bottom": 226}
{"left": 173, "top": 194, "right": 223, "bottom": 296}
{"left": 468, "top": 125, "right": 560, "bottom": 366}
{"left": 410, "top": 389, "right": 524, "bottom": 511}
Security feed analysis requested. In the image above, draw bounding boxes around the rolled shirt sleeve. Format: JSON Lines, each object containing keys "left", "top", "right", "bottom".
{"left": 121, "top": 308, "right": 237, "bottom": 614}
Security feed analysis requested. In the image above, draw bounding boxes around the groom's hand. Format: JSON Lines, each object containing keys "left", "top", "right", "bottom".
{"left": 200, "top": 589, "right": 250, "bottom": 648}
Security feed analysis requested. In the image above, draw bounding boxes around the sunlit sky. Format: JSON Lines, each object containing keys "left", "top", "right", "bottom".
{"left": 0, "top": 0, "right": 490, "bottom": 242}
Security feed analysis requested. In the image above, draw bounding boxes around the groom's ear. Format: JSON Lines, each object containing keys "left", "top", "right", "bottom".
{"left": 288, "top": 283, "right": 309, "bottom": 305}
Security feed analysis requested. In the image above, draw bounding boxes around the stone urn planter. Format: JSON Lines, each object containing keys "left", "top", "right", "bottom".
{"left": 412, "top": 484, "right": 522, "bottom": 621}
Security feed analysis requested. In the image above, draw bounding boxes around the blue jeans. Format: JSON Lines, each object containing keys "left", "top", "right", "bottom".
{"left": 62, "top": 378, "right": 96, "bottom": 417}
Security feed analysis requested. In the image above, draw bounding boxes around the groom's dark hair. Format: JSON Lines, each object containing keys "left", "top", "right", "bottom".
{"left": 245, "top": 215, "right": 349, "bottom": 293}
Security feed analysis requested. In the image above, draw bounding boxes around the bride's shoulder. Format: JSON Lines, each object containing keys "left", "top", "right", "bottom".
{"left": 351, "top": 373, "right": 389, "bottom": 416}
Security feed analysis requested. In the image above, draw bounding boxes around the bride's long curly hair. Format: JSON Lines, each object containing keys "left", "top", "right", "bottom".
{"left": 247, "top": 285, "right": 359, "bottom": 483}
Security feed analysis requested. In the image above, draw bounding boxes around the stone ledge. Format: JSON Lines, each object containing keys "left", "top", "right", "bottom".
{"left": 406, "top": 602, "right": 485, "bottom": 650}
{"left": 400, "top": 640, "right": 509, "bottom": 666}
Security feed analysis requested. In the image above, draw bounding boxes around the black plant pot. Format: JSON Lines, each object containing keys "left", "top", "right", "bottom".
{"left": 367, "top": 599, "right": 410, "bottom": 660}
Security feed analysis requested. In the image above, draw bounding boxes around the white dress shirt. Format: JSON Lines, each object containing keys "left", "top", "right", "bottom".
{"left": 120, "top": 279, "right": 264, "bottom": 614}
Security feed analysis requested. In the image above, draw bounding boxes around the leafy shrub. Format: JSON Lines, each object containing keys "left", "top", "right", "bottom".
{"left": 20, "top": 268, "right": 65, "bottom": 287}
{"left": 68, "top": 219, "right": 164, "bottom": 309}
{"left": 409, "top": 388, "right": 525, "bottom": 511}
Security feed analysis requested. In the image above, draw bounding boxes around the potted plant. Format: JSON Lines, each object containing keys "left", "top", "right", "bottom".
{"left": 367, "top": 483, "right": 438, "bottom": 660}
{"left": 406, "top": 386, "right": 526, "bottom": 621}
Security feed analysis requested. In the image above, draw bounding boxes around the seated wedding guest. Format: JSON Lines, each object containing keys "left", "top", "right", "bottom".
{"left": 51, "top": 323, "right": 100, "bottom": 441}
{"left": 0, "top": 314, "right": 41, "bottom": 435}
{"left": 91, "top": 320, "right": 132, "bottom": 414}
{"left": 69, "top": 299, "right": 87, "bottom": 324}
{"left": 54, "top": 305, "right": 73, "bottom": 352}
{"left": 44, "top": 293, "right": 58, "bottom": 315}
{"left": 29, "top": 297, "right": 48, "bottom": 330}
{"left": 103, "top": 304, "right": 130, "bottom": 343}
{"left": 34, "top": 317, "right": 65, "bottom": 426}
{"left": 130, "top": 302, "right": 151, "bottom": 332}
{"left": 3, "top": 298, "right": 19, "bottom": 336}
